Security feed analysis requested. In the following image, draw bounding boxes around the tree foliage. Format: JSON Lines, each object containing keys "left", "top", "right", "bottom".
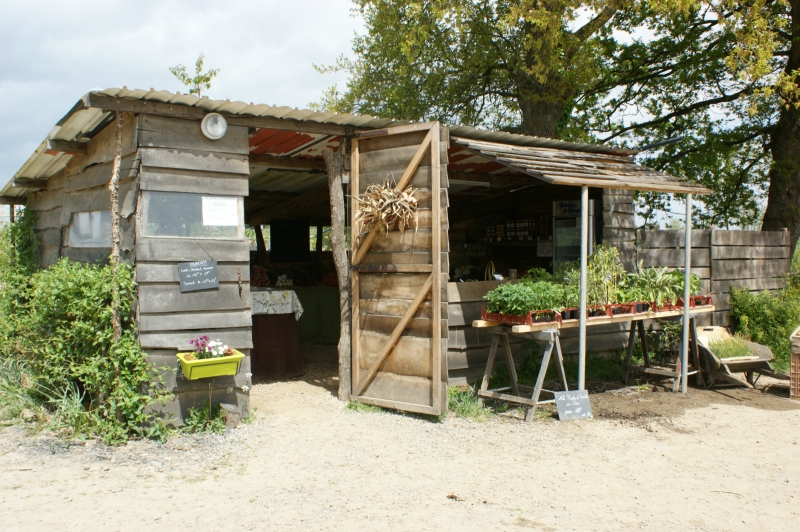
{"left": 317, "top": 1, "right": 800, "bottom": 235}
{"left": 169, "top": 53, "right": 219, "bottom": 96}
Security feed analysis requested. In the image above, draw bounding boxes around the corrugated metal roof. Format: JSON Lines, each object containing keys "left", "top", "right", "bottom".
{"left": 2, "top": 87, "right": 654, "bottom": 198}
{"left": 451, "top": 137, "right": 712, "bottom": 194}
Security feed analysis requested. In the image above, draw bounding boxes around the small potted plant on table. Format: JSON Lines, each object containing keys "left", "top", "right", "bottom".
{"left": 177, "top": 335, "right": 245, "bottom": 380}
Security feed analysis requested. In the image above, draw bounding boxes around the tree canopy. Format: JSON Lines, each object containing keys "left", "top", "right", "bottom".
{"left": 316, "top": 1, "right": 800, "bottom": 247}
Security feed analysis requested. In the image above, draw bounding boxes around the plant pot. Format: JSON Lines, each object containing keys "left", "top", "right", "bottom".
{"left": 177, "top": 350, "right": 246, "bottom": 380}
{"left": 481, "top": 307, "right": 560, "bottom": 326}
{"left": 531, "top": 310, "right": 558, "bottom": 323}
{"left": 605, "top": 303, "right": 635, "bottom": 316}
{"left": 652, "top": 301, "right": 676, "bottom": 312}
{"left": 632, "top": 301, "right": 651, "bottom": 313}
{"left": 587, "top": 305, "right": 607, "bottom": 318}
{"left": 691, "top": 295, "right": 713, "bottom": 307}
{"left": 560, "top": 308, "right": 580, "bottom": 321}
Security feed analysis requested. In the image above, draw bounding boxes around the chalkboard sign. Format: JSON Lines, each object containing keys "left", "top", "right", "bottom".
{"left": 178, "top": 260, "right": 219, "bottom": 293}
{"left": 554, "top": 390, "right": 593, "bottom": 421}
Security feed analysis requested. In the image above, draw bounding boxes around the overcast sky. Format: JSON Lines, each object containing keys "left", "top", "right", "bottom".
{"left": 0, "top": 0, "right": 363, "bottom": 181}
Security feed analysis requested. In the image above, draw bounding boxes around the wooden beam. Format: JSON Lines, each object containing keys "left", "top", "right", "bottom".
{"left": 229, "top": 116, "right": 351, "bottom": 137}
{"left": 12, "top": 178, "right": 48, "bottom": 189}
{"left": 449, "top": 170, "right": 537, "bottom": 187}
{"left": 0, "top": 196, "right": 24, "bottom": 206}
{"left": 84, "top": 92, "right": 358, "bottom": 137}
{"left": 248, "top": 184, "right": 330, "bottom": 224}
{"left": 46, "top": 138, "right": 88, "bottom": 154}
{"left": 249, "top": 154, "right": 327, "bottom": 171}
{"left": 83, "top": 93, "right": 206, "bottom": 120}
{"left": 247, "top": 190, "right": 296, "bottom": 202}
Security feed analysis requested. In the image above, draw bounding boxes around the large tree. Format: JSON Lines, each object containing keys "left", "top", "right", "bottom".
{"left": 317, "top": 1, "right": 800, "bottom": 248}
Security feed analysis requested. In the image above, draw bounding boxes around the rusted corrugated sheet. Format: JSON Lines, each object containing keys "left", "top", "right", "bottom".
{"left": 450, "top": 137, "right": 711, "bottom": 194}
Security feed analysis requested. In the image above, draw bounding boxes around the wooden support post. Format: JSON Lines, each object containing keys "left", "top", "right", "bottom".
{"left": 622, "top": 322, "right": 637, "bottom": 385}
{"left": 109, "top": 112, "right": 123, "bottom": 343}
{"left": 9, "top": 205, "right": 14, "bottom": 224}
{"left": 690, "top": 317, "right": 704, "bottom": 387}
{"left": 254, "top": 224, "right": 267, "bottom": 267}
{"left": 322, "top": 145, "right": 351, "bottom": 401}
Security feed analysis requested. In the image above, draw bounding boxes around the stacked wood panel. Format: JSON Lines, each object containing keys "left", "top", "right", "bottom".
{"left": 637, "top": 229, "right": 791, "bottom": 327}
{"left": 602, "top": 188, "right": 636, "bottom": 270}
{"left": 134, "top": 114, "right": 253, "bottom": 422}
{"left": 28, "top": 112, "right": 139, "bottom": 266}
{"left": 351, "top": 125, "right": 449, "bottom": 414}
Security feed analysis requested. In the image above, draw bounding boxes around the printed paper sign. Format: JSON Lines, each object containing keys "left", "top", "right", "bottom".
{"left": 201, "top": 196, "right": 238, "bottom": 227}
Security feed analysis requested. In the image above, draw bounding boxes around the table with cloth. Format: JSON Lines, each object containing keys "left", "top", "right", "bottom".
{"left": 250, "top": 288, "right": 305, "bottom": 380}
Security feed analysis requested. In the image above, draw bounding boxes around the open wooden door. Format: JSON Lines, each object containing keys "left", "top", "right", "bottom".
{"left": 350, "top": 122, "right": 449, "bottom": 415}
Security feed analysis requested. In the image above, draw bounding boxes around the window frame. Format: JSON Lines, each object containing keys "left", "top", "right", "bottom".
{"left": 138, "top": 190, "right": 245, "bottom": 240}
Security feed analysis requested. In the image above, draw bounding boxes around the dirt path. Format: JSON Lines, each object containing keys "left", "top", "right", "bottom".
{"left": 2, "top": 358, "right": 799, "bottom": 531}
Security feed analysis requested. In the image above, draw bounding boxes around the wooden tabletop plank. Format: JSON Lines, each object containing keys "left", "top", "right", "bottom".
{"left": 472, "top": 306, "right": 716, "bottom": 333}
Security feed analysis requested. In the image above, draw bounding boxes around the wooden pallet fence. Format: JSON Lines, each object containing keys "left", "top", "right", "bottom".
{"left": 636, "top": 229, "right": 790, "bottom": 327}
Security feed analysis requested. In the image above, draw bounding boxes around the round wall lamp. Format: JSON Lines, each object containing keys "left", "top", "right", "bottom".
{"left": 201, "top": 113, "right": 228, "bottom": 140}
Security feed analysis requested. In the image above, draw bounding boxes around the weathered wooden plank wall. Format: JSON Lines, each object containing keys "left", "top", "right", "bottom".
{"left": 134, "top": 114, "right": 253, "bottom": 423}
{"left": 602, "top": 188, "right": 636, "bottom": 270}
{"left": 637, "top": 229, "right": 791, "bottom": 326}
{"left": 27, "top": 112, "right": 139, "bottom": 266}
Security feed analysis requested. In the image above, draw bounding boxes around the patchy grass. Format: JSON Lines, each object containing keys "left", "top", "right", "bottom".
{"left": 346, "top": 401, "right": 383, "bottom": 413}
{"left": 447, "top": 386, "right": 491, "bottom": 421}
{"left": 708, "top": 336, "right": 756, "bottom": 359}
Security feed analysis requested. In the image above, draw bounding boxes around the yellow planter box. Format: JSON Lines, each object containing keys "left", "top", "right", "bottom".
{"left": 177, "top": 350, "right": 245, "bottom": 381}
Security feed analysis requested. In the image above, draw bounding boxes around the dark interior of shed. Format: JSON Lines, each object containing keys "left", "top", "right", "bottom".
{"left": 444, "top": 143, "right": 603, "bottom": 282}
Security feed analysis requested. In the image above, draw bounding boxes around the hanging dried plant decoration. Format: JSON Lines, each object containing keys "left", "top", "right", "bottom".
{"left": 353, "top": 177, "right": 419, "bottom": 236}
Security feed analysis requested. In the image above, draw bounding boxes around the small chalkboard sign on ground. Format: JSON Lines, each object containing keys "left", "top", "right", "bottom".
{"left": 554, "top": 390, "right": 593, "bottom": 421}
{"left": 178, "top": 260, "right": 219, "bottom": 293}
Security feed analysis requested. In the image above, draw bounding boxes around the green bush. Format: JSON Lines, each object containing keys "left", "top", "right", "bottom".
{"left": 729, "top": 286, "right": 800, "bottom": 373}
{"left": 0, "top": 211, "right": 171, "bottom": 443}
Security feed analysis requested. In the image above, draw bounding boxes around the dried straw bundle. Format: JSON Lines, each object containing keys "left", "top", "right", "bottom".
{"left": 353, "top": 179, "right": 419, "bottom": 236}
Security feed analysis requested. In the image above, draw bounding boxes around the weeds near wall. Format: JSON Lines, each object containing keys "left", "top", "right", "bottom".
{"left": 730, "top": 283, "right": 800, "bottom": 373}
{"left": 0, "top": 210, "right": 172, "bottom": 443}
{"left": 180, "top": 401, "right": 226, "bottom": 435}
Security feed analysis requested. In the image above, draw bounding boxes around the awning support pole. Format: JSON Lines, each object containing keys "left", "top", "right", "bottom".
{"left": 681, "top": 193, "right": 693, "bottom": 394}
{"left": 578, "top": 185, "right": 589, "bottom": 390}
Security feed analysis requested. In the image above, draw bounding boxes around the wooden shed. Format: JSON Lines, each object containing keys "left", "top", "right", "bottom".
{"left": 1, "top": 88, "right": 709, "bottom": 419}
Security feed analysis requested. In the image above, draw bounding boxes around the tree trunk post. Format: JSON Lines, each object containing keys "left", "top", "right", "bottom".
{"left": 322, "top": 146, "right": 352, "bottom": 401}
{"left": 109, "top": 112, "right": 123, "bottom": 343}
{"left": 254, "top": 224, "right": 267, "bottom": 267}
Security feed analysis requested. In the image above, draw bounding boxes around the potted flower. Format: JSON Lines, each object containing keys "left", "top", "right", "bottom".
{"left": 177, "top": 335, "right": 245, "bottom": 381}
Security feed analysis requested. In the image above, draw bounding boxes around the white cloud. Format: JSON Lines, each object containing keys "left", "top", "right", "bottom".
{"left": 0, "top": 0, "right": 362, "bottom": 179}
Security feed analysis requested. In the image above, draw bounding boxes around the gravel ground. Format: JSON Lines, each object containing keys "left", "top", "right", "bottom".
{"left": 2, "top": 348, "right": 799, "bottom": 531}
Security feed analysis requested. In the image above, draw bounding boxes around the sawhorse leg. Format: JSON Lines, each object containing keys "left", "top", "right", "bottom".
{"left": 525, "top": 330, "right": 567, "bottom": 422}
{"left": 622, "top": 321, "right": 637, "bottom": 385}
{"left": 480, "top": 333, "right": 500, "bottom": 395}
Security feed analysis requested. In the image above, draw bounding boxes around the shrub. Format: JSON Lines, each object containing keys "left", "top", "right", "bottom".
{"left": 0, "top": 212, "right": 171, "bottom": 443}
{"left": 729, "top": 285, "right": 800, "bottom": 373}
